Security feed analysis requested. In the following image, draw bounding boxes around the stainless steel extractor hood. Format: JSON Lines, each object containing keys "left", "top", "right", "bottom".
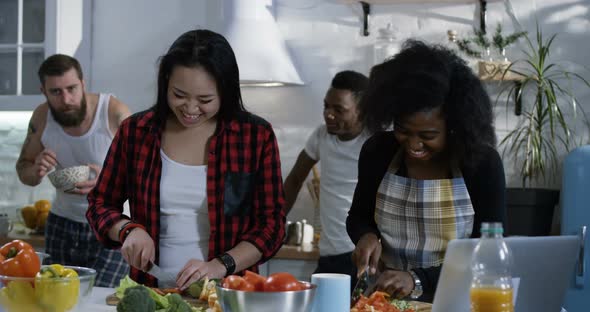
{"left": 222, "top": 0, "right": 304, "bottom": 87}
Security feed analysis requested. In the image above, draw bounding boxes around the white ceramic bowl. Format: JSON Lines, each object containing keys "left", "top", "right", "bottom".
{"left": 216, "top": 282, "right": 317, "bottom": 312}
{"left": 48, "top": 166, "right": 90, "bottom": 191}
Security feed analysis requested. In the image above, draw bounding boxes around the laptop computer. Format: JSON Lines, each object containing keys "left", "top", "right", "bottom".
{"left": 432, "top": 235, "right": 580, "bottom": 312}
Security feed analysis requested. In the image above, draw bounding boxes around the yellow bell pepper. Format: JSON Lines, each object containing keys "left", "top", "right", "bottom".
{"left": 0, "top": 280, "right": 42, "bottom": 312}
{"left": 34, "top": 264, "right": 80, "bottom": 312}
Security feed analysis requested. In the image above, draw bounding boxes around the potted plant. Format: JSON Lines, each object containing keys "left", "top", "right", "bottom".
{"left": 498, "top": 24, "right": 590, "bottom": 236}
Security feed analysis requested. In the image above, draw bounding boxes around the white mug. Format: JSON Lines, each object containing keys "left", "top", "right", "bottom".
{"left": 0, "top": 214, "right": 13, "bottom": 235}
{"left": 311, "top": 273, "right": 350, "bottom": 312}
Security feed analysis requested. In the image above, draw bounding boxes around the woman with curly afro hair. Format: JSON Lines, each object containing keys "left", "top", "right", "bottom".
{"left": 346, "top": 40, "right": 506, "bottom": 302}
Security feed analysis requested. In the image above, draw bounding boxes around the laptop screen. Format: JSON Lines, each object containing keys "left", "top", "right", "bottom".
{"left": 432, "top": 236, "right": 579, "bottom": 312}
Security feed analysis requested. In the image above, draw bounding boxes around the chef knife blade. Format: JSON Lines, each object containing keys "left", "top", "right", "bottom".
{"left": 351, "top": 267, "right": 369, "bottom": 307}
{"left": 147, "top": 263, "right": 177, "bottom": 288}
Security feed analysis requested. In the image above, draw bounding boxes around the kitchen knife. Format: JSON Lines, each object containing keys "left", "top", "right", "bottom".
{"left": 147, "top": 263, "right": 177, "bottom": 288}
{"left": 351, "top": 267, "right": 369, "bottom": 307}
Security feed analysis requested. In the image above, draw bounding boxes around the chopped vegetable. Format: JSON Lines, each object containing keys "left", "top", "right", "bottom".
{"left": 116, "top": 275, "right": 169, "bottom": 309}
{"left": 351, "top": 291, "right": 416, "bottom": 312}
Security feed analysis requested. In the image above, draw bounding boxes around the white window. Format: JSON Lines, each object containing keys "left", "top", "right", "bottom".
{"left": 0, "top": 0, "right": 46, "bottom": 96}
{"left": 0, "top": 0, "right": 67, "bottom": 111}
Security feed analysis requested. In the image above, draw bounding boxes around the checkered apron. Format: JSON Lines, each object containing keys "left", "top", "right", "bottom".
{"left": 376, "top": 152, "right": 474, "bottom": 270}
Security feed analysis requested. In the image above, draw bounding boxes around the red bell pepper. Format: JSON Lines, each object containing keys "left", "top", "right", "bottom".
{"left": 0, "top": 240, "right": 41, "bottom": 278}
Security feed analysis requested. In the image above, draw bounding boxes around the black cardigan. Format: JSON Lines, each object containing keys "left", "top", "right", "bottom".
{"left": 346, "top": 131, "right": 507, "bottom": 302}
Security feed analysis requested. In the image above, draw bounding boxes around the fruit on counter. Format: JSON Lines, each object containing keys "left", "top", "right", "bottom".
{"left": 20, "top": 205, "right": 38, "bottom": 229}
{"left": 0, "top": 240, "right": 41, "bottom": 278}
{"left": 34, "top": 200, "right": 51, "bottom": 213}
{"left": 36, "top": 211, "right": 49, "bottom": 231}
{"left": 35, "top": 264, "right": 80, "bottom": 312}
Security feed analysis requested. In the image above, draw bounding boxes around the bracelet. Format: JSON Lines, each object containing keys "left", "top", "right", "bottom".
{"left": 117, "top": 221, "right": 132, "bottom": 241}
{"left": 119, "top": 222, "right": 146, "bottom": 243}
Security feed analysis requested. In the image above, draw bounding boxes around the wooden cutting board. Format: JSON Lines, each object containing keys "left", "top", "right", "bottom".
{"left": 105, "top": 293, "right": 208, "bottom": 309}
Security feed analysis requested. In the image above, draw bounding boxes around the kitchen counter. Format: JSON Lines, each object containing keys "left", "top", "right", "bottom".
{"left": 0, "top": 230, "right": 45, "bottom": 249}
{"left": 273, "top": 244, "right": 320, "bottom": 261}
{"left": 0, "top": 230, "right": 320, "bottom": 261}
{"left": 84, "top": 287, "right": 116, "bottom": 311}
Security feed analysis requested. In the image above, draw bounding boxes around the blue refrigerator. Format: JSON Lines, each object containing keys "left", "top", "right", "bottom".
{"left": 561, "top": 145, "right": 590, "bottom": 311}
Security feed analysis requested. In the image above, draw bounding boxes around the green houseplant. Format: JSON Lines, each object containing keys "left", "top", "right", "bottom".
{"left": 498, "top": 25, "right": 590, "bottom": 235}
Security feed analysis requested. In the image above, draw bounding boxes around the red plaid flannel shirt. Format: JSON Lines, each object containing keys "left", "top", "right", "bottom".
{"left": 87, "top": 110, "right": 286, "bottom": 286}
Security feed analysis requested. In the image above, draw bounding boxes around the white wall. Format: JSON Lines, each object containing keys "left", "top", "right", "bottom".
{"left": 90, "top": 0, "right": 209, "bottom": 112}
{"left": 78, "top": 0, "right": 590, "bottom": 220}
{"left": 1, "top": 0, "right": 588, "bottom": 222}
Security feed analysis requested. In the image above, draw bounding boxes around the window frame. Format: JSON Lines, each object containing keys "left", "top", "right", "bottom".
{"left": 0, "top": 0, "right": 57, "bottom": 111}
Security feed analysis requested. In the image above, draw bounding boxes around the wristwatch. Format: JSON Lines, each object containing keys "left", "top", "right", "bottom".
{"left": 408, "top": 270, "right": 423, "bottom": 299}
{"left": 217, "top": 253, "right": 236, "bottom": 276}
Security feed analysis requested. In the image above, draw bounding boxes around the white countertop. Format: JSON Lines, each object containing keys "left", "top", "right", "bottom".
{"left": 83, "top": 286, "right": 116, "bottom": 311}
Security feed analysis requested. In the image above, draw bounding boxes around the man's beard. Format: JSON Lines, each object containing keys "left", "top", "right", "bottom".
{"left": 49, "top": 95, "right": 87, "bottom": 127}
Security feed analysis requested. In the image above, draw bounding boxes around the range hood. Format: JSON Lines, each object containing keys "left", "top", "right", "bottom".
{"left": 222, "top": 0, "right": 304, "bottom": 87}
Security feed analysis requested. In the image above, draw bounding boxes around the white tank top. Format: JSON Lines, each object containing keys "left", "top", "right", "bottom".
{"left": 158, "top": 149, "right": 210, "bottom": 276}
{"left": 41, "top": 93, "right": 114, "bottom": 223}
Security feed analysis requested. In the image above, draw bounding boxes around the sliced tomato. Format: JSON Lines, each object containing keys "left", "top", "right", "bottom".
{"left": 243, "top": 270, "right": 266, "bottom": 291}
{"left": 263, "top": 272, "right": 302, "bottom": 292}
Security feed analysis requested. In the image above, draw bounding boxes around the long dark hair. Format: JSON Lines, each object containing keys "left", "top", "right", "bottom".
{"left": 152, "top": 29, "right": 246, "bottom": 124}
{"left": 360, "top": 39, "right": 496, "bottom": 170}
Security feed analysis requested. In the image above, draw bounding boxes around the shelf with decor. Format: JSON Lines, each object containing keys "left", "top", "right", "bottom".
{"left": 338, "top": 0, "right": 503, "bottom": 36}
{"left": 477, "top": 61, "right": 524, "bottom": 81}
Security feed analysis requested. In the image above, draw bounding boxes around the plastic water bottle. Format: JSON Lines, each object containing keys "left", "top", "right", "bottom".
{"left": 470, "top": 222, "right": 514, "bottom": 312}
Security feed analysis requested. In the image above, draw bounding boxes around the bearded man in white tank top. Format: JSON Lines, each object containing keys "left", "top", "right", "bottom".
{"left": 16, "top": 54, "right": 131, "bottom": 287}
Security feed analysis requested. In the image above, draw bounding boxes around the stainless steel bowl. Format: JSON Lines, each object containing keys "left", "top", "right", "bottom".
{"left": 216, "top": 282, "right": 317, "bottom": 312}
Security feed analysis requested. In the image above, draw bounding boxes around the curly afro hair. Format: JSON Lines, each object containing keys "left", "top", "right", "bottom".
{"left": 360, "top": 39, "right": 496, "bottom": 170}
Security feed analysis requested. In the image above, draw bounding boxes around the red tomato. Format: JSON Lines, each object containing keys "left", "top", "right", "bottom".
{"left": 222, "top": 275, "right": 255, "bottom": 292}
{"left": 263, "top": 272, "right": 303, "bottom": 292}
{"left": 243, "top": 270, "right": 266, "bottom": 291}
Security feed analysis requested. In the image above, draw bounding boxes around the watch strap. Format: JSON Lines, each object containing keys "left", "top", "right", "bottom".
{"left": 217, "top": 252, "right": 236, "bottom": 276}
{"left": 408, "top": 269, "right": 423, "bottom": 299}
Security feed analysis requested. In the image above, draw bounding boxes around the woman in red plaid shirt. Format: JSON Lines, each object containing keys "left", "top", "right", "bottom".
{"left": 86, "top": 29, "right": 286, "bottom": 289}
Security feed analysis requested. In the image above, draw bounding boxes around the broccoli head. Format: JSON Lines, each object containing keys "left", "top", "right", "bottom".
{"left": 116, "top": 285, "right": 156, "bottom": 312}
{"left": 166, "top": 293, "right": 192, "bottom": 312}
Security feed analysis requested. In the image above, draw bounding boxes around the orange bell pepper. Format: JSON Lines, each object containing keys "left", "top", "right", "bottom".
{"left": 0, "top": 240, "right": 41, "bottom": 278}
